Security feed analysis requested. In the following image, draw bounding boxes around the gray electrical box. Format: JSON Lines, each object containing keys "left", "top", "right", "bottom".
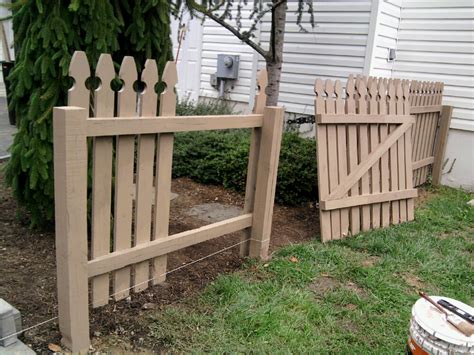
{"left": 217, "top": 54, "right": 240, "bottom": 80}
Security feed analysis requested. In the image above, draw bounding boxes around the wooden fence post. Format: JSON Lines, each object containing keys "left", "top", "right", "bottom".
{"left": 248, "top": 106, "right": 284, "bottom": 260}
{"left": 53, "top": 106, "right": 90, "bottom": 352}
{"left": 241, "top": 69, "right": 267, "bottom": 256}
{"left": 432, "top": 105, "right": 453, "bottom": 186}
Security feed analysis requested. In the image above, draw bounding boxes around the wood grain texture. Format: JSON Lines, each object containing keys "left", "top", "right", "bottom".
{"left": 91, "top": 53, "right": 115, "bottom": 307}
{"left": 249, "top": 106, "right": 284, "bottom": 259}
{"left": 113, "top": 56, "right": 137, "bottom": 301}
{"left": 53, "top": 107, "right": 90, "bottom": 352}
{"left": 152, "top": 61, "right": 177, "bottom": 285}
{"left": 134, "top": 59, "right": 159, "bottom": 292}
{"left": 89, "top": 214, "right": 253, "bottom": 278}
{"left": 241, "top": 69, "right": 268, "bottom": 256}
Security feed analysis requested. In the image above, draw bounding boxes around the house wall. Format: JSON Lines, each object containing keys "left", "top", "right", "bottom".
{"left": 390, "top": 0, "right": 474, "bottom": 189}
{"left": 259, "top": 1, "right": 373, "bottom": 115}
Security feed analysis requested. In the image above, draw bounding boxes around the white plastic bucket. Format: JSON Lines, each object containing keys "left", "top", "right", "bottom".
{"left": 407, "top": 296, "right": 474, "bottom": 354}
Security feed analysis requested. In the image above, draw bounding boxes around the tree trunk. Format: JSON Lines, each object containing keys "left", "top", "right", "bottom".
{"left": 265, "top": 0, "right": 287, "bottom": 107}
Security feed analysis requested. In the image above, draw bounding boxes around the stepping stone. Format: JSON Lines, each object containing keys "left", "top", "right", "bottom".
{"left": 186, "top": 203, "right": 242, "bottom": 223}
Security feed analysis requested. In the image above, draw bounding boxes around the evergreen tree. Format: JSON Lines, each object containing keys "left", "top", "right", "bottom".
{"left": 5, "top": 0, "right": 173, "bottom": 227}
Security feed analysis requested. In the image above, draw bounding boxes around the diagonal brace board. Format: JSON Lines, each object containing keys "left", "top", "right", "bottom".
{"left": 326, "top": 120, "right": 414, "bottom": 201}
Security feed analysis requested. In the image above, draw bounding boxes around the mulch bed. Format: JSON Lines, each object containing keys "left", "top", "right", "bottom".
{"left": 0, "top": 163, "right": 318, "bottom": 352}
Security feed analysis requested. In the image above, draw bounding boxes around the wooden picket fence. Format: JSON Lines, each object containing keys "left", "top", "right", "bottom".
{"left": 365, "top": 77, "right": 452, "bottom": 187}
{"left": 315, "top": 76, "right": 417, "bottom": 241}
{"left": 53, "top": 51, "right": 283, "bottom": 351}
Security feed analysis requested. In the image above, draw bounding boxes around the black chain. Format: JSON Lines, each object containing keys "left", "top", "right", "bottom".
{"left": 286, "top": 115, "right": 315, "bottom": 125}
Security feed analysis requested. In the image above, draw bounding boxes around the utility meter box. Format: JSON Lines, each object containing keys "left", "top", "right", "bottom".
{"left": 216, "top": 54, "right": 240, "bottom": 80}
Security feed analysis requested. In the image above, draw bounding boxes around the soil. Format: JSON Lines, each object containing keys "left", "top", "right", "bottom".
{"left": 0, "top": 162, "right": 318, "bottom": 353}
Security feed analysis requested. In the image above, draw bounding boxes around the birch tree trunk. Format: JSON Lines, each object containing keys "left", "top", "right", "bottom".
{"left": 265, "top": 0, "right": 287, "bottom": 107}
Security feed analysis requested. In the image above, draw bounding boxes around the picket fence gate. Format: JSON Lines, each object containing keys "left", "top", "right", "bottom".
{"left": 315, "top": 76, "right": 417, "bottom": 242}
{"left": 54, "top": 51, "right": 283, "bottom": 351}
{"left": 365, "top": 76, "right": 452, "bottom": 187}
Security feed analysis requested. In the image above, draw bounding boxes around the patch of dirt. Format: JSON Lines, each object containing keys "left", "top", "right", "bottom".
{"left": 401, "top": 273, "right": 426, "bottom": 291}
{"left": 339, "top": 319, "right": 359, "bottom": 333}
{"left": 309, "top": 275, "right": 340, "bottom": 297}
{"left": 361, "top": 255, "right": 381, "bottom": 268}
{"left": 345, "top": 282, "right": 367, "bottom": 298}
{"left": 309, "top": 275, "right": 366, "bottom": 299}
{"left": 415, "top": 188, "right": 436, "bottom": 208}
{"left": 0, "top": 163, "right": 318, "bottom": 352}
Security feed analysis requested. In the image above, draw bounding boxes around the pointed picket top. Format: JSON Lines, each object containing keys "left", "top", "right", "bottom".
{"left": 368, "top": 78, "right": 378, "bottom": 113}
{"left": 345, "top": 75, "right": 355, "bottom": 114}
{"left": 68, "top": 50, "right": 90, "bottom": 109}
{"left": 356, "top": 75, "right": 368, "bottom": 114}
{"left": 160, "top": 61, "right": 177, "bottom": 116}
{"left": 253, "top": 69, "right": 268, "bottom": 114}
{"left": 402, "top": 80, "right": 410, "bottom": 114}
{"left": 314, "top": 78, "right": 325, "bottom": 97}
{"left": 334, "top": 80, "right": 344, "bottom": 113}
{"left": 324, "top": 79, "right": 334, "bottom": 98}
{"left": 436, "top": 82, "right": 444, "bottom": 104}
{"left": 378, "top": 76, "right": 387, "bottom": 114}
{"left": 140, "top": 59, "right": 159, "bottom": 116}
{"left": 94, "top": 53, "right": 115, "bottom": 117}
{"left": 117, "top": 56, "right": 138, "bottom": 117}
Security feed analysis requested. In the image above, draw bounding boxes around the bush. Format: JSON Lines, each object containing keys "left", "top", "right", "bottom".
{"left": 5, "top": 1, "right": 173, "bottom": 227}
{"left": 173, "top": 130, "right": 317, "bottom": 205}
{"left": 177, "top": 97, "right": 236, "bottom": 116}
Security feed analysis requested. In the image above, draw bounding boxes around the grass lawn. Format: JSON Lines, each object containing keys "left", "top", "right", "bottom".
{"left": 148, "top": 187, "right": 473, "bottom": 353}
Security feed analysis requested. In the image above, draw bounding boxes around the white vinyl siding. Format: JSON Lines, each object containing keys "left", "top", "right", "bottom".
{"left": 369, "top": 0, "right": 402, "bottom": 77}
{"left": 199, "top": 4, "right": 258, "bottom": 104}
{"left": 391, "top": 0, "right": 474, "bottom": 131}
{"left": 260, "top": 1, "right": 373, "bottom": 114}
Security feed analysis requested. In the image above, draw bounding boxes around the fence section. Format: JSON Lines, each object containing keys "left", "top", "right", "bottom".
{"left": 54, "top": 51, "right": 283, "bottom": 351}
{"left": 315, "top": 76, "right": 417, "bottom": 242}
{"left": 364, "top": 77, "right": 451, "bottom": 187}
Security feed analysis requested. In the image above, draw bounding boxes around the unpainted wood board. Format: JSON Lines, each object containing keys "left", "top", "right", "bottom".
{"left": 113, "top": 56, "right": 137, "bottom": 301}
{"left": 53, "top": 107, "right": 90, "bottom": 352}
{"left": 152, "top": 61, "right": 177, "bottom": 285}
{"left": 85, "top": 114, "right": 264, "bottom": 136}
{"left": 134, "top": 59, "right": 159, "bottom": 292}
{"left": 91, "top": 53, "right": 115, "bottom": 308}
{"left": 88, "top": 214, "right": 253, "bottom": 278}
{"left": 345, "top": 76, "right": 360, "bottom": 235}
{"left": 325, "top": 80, "right": 341, "bottom": 239}
{"left": 249, "top": 106, "right": 284, "bottom": 259}
{"left": 315, "top": 79, "right": 331, "bottom": 242}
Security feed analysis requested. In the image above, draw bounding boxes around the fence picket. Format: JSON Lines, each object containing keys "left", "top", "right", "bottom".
{"left": 134, "top": 59, "right": 159, "bottom": 292}
{"left": 315, "top": 79, "right": 331, "bottom": 241}
{"left": 325, "top": 80, "right": 341, "bottom": 239}
{"left": 113, "top": 56, "right": 138, "bottom": 301}
{"left": 387, "top": 80, "right": 399, "bottom": 224}
{"left": 368, "top": 79, "right": 381, "bottom": 228}
{"left": 356, "top": 77, "right": 371, "bottom": 231}
{"left": 396, "top": 81, "right": 407, "bottom": 222}
{"left": 377, "top": 79, "right": 390, "bottom": 227}
{"left": 152, "top": 61, "right": 177, "bottom": 285}
{"left": 403, "top": 81, "right": 415, "bottom": 221}
{"left": 91, "top": 54, "right": 115, "bottom": 307}
{"left": 345, "top": 76, "right": 360, "bottom": 235}
{"left": 335, "top": 80, "right": 349, "bottom": 237}
{"left": 68, "top": 51, "right": 90, "bottom": 109}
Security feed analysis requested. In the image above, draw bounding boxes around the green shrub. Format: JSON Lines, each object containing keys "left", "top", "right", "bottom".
{"left": 173, "top": 130, "right": 317, "bottom": 205}
{"left": 5, "top": 0, "right": 173, "bottom": 227}
{"left": 176, "top": 97, "right": 236, "bottom": 116}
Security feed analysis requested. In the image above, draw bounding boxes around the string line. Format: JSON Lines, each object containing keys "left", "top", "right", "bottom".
{"left": 0, "top": 237, "right": 268, "bottom": 342}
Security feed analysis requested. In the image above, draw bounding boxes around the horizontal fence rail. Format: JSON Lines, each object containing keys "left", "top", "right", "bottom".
{"left": 54, "top": 51, "right": 283, "bottom": 352}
